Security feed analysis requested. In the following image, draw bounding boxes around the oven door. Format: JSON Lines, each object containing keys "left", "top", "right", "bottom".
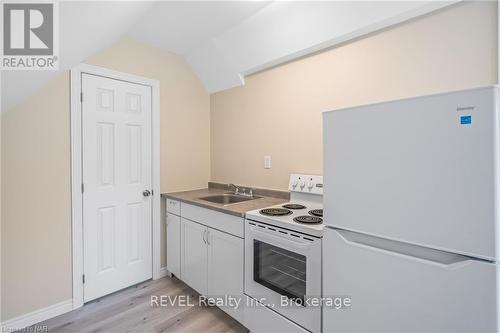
{"left": 245, "top": 220, "right": 321, "bottom": 333}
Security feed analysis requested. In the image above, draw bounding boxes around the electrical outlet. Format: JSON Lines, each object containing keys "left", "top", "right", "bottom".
{"left": 264, "top": 156, "right": 272, "bottom": 169}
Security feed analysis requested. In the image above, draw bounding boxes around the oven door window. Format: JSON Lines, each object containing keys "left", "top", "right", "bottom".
{"left": 254, "top": 239, "right": 306, "bottom": 305}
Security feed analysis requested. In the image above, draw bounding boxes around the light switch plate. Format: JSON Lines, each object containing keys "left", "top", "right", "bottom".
{"left": 264, "top": 156, "right": 272, "bottom": 169}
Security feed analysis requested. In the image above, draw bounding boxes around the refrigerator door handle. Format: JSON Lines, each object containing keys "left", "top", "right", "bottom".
{"left": 333, "top": 228, "right": 473, "bottom": 267}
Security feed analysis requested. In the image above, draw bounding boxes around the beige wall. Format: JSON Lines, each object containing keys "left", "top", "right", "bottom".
{"left": 1, "top": 38, "right": 210, "bottom": 321}
{"left": 1, "top": 74, "right": 72, "bottom": 321}
{"left": 211, "top": 1, "right": 498, "bottom": 190}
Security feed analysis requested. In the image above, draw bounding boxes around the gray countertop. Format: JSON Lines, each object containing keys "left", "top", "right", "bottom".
{"left": 161, "top": 187, "right": 288, "bottom": 217}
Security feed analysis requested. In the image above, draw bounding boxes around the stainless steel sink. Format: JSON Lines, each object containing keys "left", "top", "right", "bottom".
{"left": 198, "top": 193, "right": 261, "bottom": 205}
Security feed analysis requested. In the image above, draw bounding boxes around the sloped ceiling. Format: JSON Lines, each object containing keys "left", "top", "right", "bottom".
{"left": 1, "top": 1, "right": 458, "bottom": 111}
{"left": 1, "top": 1, "right": 270, "bottom": 111}
{"left": 184, "top": 0, "right": 459, "bottom": 93}
{"left": 1, "top": 1, "right": 156, "bottom": 112}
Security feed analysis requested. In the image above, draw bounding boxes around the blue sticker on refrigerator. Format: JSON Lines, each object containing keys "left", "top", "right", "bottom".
{"left": 460, "top": 115, "right": 472, "bottom": 125}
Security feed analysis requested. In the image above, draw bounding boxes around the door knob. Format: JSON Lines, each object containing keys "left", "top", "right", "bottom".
{"left": 143, "top": 190, "right": 152, "bottom": 197}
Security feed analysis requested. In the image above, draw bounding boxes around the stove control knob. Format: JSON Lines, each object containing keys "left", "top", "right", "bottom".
{"left": 299, "top": 180, "right": 306, "bottom": 188}
{"left": 292, "top": 179, "right": 298, "bottom": 188}
{"left": 307, "top": 181, "right": 314, "bottom": 190}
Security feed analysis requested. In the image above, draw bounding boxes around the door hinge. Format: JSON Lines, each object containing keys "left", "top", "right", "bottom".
{"left": 80, "top": 92, "right": 83, "bottom": 102}
{"left": 81, "top": 183, "right": 84, "bottom": 193}
{"left": 82, "top": 274, "right": 85, "bottom": 284}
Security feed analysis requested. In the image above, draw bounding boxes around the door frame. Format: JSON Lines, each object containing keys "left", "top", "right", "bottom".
{"left": 70, "top": 64, "right": 161, "bottom": 309}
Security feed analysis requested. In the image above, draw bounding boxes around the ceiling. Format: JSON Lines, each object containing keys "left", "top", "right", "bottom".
{"left": 128, "top": 2, "right": 271, "bottom": 55}
{"left": 1, "top": 1, "right": 458, "bottom": 112}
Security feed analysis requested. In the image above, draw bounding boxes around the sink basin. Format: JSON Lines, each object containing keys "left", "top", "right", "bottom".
{"left": 198, "top": 194, "right": 261, "bottom": 205}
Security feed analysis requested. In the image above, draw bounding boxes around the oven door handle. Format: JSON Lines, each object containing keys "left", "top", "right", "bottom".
{"left": 249, "top": 225, "right": 312, "bottom": 251}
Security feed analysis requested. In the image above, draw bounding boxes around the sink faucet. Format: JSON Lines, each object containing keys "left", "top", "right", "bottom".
{"left": 228, "top": 183, "right": 254, "bottom": 197}
{"left": 228, "top": 183, "right": 243, "bottom": 195}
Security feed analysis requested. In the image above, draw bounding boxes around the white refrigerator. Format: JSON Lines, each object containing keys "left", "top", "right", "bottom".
{"left": 322, "top": 86, "right": 500, "bottom": 332}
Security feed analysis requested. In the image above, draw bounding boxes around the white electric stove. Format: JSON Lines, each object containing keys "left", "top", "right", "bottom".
{"left": 245, "top": 174, "right": 324, "bottom": 237}
{"left": 244, "top": 174, "right": 323, "bottom": 333}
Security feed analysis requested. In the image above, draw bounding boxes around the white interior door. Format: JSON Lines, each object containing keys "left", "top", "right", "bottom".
{"left": 82, "top": 73, "right": 153, "bottom": 302}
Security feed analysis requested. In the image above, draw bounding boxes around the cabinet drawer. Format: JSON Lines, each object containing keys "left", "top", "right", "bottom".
{"left": 181, "top": 203, "right": 244, "bottom": 238}
{"left": 243, "top": 295, "right": 308, "bottom": 333}
{"left": 166, "top": 198, "right": 180, "bottom": 215}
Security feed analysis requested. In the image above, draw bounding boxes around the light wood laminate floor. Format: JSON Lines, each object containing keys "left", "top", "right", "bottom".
{"left": 33, "top": 276, "right": 248, "bottom": 333}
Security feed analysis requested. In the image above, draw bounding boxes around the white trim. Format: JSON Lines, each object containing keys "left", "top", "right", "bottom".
{"left": 70, "top": 63, "right": 161, "bottom": 310}
{"left": 151, "top": 73, "right": 162, "bottom": 280}
{"left": 0, "top": 299, "right": 73, "bottom": 331}
{"left": 159, "top": 266, "right": 171, "bottom": 278}
{"left": 70, "top": 66, "right": 83, "bottom": 310}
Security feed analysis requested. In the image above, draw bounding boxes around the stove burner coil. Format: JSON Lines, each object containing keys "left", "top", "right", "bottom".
{"left": 282, "top": 204, "right": 306, "bottom": 210}
{"left": 308, "top": 209, "right": 323, "bottom": 217}
{"left": 293, "top": 215, "right": 323, "bottom": 224}
{"left": 260, "top": 208, "right": 292, "bottom": 216}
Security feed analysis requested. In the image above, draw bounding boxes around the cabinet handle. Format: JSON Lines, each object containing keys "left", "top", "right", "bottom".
{"left": 207, "top": 230, "right": 210, "bottom": 245}
{"left": 203, "top": 229, "right": 207, "bottom": 244}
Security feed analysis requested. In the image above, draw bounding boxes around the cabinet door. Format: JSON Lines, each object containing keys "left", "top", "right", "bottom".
{"left": 207, "top": 228, "right": 244, "bottom": 321}
{"left": 181, "top": 218, "right": 208, "bottom": 295}
{"left": 166, "top": 213, "right": 181, "bottom": 277}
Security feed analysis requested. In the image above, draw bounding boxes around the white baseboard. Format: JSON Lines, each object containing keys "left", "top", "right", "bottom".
{"left": 1, "top": 267, "right": 171, "bottom": 330}
{"left": 0, "top": 299, "right": 73, "bottom": 330}
{"left": 1, "top": 268, "right": 170, "bottom": 329}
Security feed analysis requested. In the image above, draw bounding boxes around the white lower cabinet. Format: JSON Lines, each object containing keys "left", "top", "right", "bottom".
{"left": 207, "top": 227, "right": 244, "bottom": 321}
{"left": 181, "top": 218, "right": 208, "bottom": 295}
{"left": 166, "top": 213, "right": 181, "bottom": 277}
{"left": 177, "top": 203, "right": 244, "bottom": 323}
